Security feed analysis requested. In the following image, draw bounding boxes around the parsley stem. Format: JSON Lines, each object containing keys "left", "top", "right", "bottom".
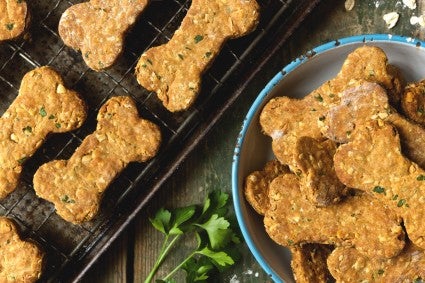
{"left": 144, "top": 234, "right": 181, "bottom": 283}
{"left": 162, "top": 251, "right": 197, "bottom": 281}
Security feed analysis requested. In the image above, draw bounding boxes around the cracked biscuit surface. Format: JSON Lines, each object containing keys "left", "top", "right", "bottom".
{"left": 33, "top": 96, "right": 161, "bottom": 223}
{"left": 0, "top": 217, "right": 44, "bottom": 283}
{"left": 0, "top": 66, "right": 87, "bottom": 200}
{"left": 135, "top": 0, "right": 260, "bottom": 112}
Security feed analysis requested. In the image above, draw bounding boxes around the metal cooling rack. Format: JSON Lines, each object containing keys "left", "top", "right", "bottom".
{"left": 0, "top": 0, "right": 321, "bottom": 281}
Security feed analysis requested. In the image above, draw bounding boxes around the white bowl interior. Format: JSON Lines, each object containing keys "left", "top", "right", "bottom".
{"left": 233, "top": 35, "right": 425, "bottom": 283}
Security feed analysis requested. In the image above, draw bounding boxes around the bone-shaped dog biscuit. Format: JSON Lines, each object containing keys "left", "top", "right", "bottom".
{"left": 33, "top": 96, "right": 161, "bottom": 223}
{"left": 327, "top": 242, "right": 425, "bottom": 282}
{"left": 260, "top": 46, "right": 404, "bottom": 165}
{"left": 264, "top": 174, "right": 404, "bottom": 259}
{"left": 135, "top": 0, "right": 260, "bottom": 112}
{"left": 334, "top": 122, "right": 425, "bottom": 250}
{"left": 0, "top": 217, "right": 44, "bottom": 282}
{"left": 59, "top": 0, "right": 149, "bottom": 71}
{"left": 323, "top": 81, "right": 425, "bottom": 169}
{"left": 0, "top": 66, "right": 87, "bottom": 199}
{"left": 0, "top": 0, "right": 29, "bottom": 41}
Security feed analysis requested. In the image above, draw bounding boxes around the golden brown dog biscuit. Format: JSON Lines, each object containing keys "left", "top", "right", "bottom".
{"left": 0, "top": 66, "right": 87, "bottom": 200}
{"left": 401, "top": 79, "right": 425, "bottom": 126}
{"left": 0, "top": 0, "right": 29, "bottom": 41}
{"left": 323, "top": 81, "right": 425, "bottom": 169}
{"left": 293, "top": 137, "right": 348, "bottom": 206}
{"left": 260, "top": 46, "right": 404, "bottom": 166}
{"left": 135, "top": 0, "right": 260, "bottom": 112}
{"left": 59, "top": 0, "right": 149, "bottom": 71}
{"left": 244, "top": 160, "right": 289, "bottom": 215}
{"left": 334, "top": 121, "right": 425, "bottom": 250}
{"left": 33, "top": 96, "right": 161, "bottom": 223}
{"left": 327, "top": 242, "right": 425, "bottom": 282}
{"left": 290, "top": 243, "right": 334, "bottom": 283}
{"left": 0, "top": 217, "right": 44, "bottom": 282}
{"left": 264, "top": 174, "right": 404, "bottom": 259}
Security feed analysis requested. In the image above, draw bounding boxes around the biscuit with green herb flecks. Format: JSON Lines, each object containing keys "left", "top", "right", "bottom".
{"left": 264, "top": 174, "right": 404, "bottom": 259}
{"left": 334, "top": 121, "right": 425, "bottom": 250}
{"left": 0, "top": 66, "right": 87, "bottom": 200}
{"left": 59, "top": 0, "right": 149, "bottom": 71}
{"left": 135, "top": 0, "right": 260, "bottom": 112}
{"left": 0, "top": 0, "right": 29, "bottom": 41}
{"left": 322, "top": 81, "right": 425, "bottom": 169}
{"left": 0, "top": 217, "right": 44, "bottom": 282}
{"left": 260, "top": 46, "right": 404, "bottom": 167}
{"left": 33, "top": 96, "right": 161, "bottom": 223}
{"left": 327, "top": 242, "right": 425, "bottom": 283}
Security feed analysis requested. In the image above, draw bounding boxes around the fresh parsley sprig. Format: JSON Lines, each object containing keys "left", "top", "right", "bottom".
{"left": 145, "top": 191, "right": 240, "bottom": 283}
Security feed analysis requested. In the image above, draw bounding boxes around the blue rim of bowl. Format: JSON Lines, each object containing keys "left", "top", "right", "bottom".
{"left": 231, "top": 33, "right": 425, "bottom": 282}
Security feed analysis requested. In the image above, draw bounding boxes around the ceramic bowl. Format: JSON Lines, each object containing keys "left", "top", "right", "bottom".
{"left": 231, "top": 34, "right": 425, "bottom": 283}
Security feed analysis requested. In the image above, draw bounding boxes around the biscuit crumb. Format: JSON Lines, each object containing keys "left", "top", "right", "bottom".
{"left": 383, "top": 12, "right": 399, "bottom": 29}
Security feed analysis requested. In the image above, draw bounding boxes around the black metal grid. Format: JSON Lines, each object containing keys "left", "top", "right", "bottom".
{"left": 0, "top": 0, "right": 316, "bottom": 281}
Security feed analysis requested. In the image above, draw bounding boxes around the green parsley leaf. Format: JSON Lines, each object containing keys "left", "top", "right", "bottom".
{"left": 372, "top": 186, "right": 386, "bottom": 194}
{"left": 39, "top": 106, "right": 47, "bottom": 117}
{"left": 196, "top": 246, "right": 234, "bottom": 266}
{"left": 145, "top": 191, "right": 240, "bottom": 283}
{"left": 196, "top": 214, "right": 231, "bottom": 249}
{"left": 17, "top": 156, "right": 27, "bottom": 164}
{"left": 61, "top": 195, "right": 75, "bottom": 204}
{"left": 314, "top": 94, "right": 323, "bottom": 102}
{"left": 194, "top": 35, "right": 204, "bottom": 43}
{"left": 417, "top": 174, "right": 425, "bottom": 181}
{"left": 5, "top": 23, "right": 14, "bottom": 31}
{"left": 149, "top": 207, "right": 172, "bottom": 234}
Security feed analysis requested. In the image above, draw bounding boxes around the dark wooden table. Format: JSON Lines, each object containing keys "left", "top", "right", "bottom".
{"left": 82, "top": 0, "right": 425, "bottom": 282}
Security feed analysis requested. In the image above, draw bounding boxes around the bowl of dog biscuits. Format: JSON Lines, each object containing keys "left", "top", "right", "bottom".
{"left": 232, "top": 34, "right": 425, "bottom": 282}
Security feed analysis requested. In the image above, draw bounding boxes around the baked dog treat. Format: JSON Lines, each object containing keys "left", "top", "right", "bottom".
{"left": 290, "top": 244, "right": 334, "bottom": 283}
{"left": 323, "top": 81, "right": 425, "bottom": 169}
{"left": 264, "top": 174, "right": 404, "bottom": 259}
{"left": 244, "top": 160, "right": 289, "bottom": 215}
{"left": 0, "top": 217, "right": 43, "bottom": 282}
{"left": 293, "top": 137, "right": 348, "bottom": 206}
{"left": 0, "top": 0, "right": 29, "bottom": 41}
{"left": 59, "top": 0, "right": 149, "bottom": 71}
{"left": 334, "top": 121, "right": 425, "bottom": 250}
{"left": 260, "top": 46, "right": 404, "bottom": 167}
{"left": 0, "top": 66, "right": 87, "bottom": 200}
{"left": 327, "top": 242, "right": 425, "bottom": 282}
{"left": 401, "top": 79, "right": 425, "bottom": 126}
{"left": 33, "top": 96, "right": 161, "bottom": 223}
{"left": 135, "top": 0, "right": 260, "bottom": 112}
